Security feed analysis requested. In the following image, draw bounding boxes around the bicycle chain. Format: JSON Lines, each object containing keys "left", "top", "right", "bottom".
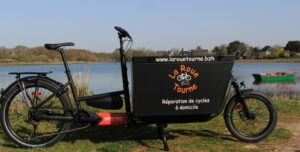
{"left": 34, "top": 123, "right": 91, "bottom": 138}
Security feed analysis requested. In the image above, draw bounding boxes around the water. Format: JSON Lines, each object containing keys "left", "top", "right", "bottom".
{"left": 0, "top": 62, "right": 299, "bottom": 95}
{"left": 232, "top": 62, "right": 300, "bottom": 96}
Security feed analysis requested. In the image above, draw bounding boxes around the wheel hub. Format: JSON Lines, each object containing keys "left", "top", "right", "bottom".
{"left": 238, "top": 110, "right": 256, "bottom": 121}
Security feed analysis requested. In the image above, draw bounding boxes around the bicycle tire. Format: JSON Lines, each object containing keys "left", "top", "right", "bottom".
{"left": 0, "top": 78, "right": 72, "bottom": 148}
{"left": 224, "top": 91, "right": 277, "bottom": 142}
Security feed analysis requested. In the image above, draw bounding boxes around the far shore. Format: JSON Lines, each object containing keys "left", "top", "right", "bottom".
{"left": 1, "top": 58, "right": 300, "bottom": 66}
{"left": 0, "top": 61, "right": 105, "bottom": 66}
{"left": 236, "top": 58, "right": 300, "bottom": 63}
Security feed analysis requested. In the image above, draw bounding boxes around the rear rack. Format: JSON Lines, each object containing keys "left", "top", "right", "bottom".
{"left": 9, "top": 72, "right": 52, "bottom": 78}
{"left": 9, "top": 72, "right": 52, "bottom": 75}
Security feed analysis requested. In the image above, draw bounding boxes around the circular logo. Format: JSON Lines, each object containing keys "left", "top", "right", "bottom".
{"left": 168, "top": 64, "right": 199, "bottom": 94}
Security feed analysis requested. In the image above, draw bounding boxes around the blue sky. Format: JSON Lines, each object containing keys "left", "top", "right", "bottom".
{"left": 0, "top": 0, "right": 299, "bottom": 52}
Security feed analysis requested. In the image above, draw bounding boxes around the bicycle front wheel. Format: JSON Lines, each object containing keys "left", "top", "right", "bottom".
{"left": 224, "top": 91, "right": 277, "bottom": 142}
{"left": 0, "top": 78, "right": 72, "bottom": 148}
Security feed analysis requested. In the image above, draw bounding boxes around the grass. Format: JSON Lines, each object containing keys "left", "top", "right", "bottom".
{"left": 274, "top": 98, "right": 300, "bottom": 122}
{"left": 0, "top": 97, "right": 298, "bottom": 152}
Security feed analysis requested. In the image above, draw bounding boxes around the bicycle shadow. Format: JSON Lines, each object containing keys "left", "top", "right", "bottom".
{"left": 0, "top": 125, "right": 237, "bottom": 150}
{"left": 61, "top": 125, "right": 237, "bottom": 150}
{"left": 63, "top": 125, "right": 168, "bottom": 149}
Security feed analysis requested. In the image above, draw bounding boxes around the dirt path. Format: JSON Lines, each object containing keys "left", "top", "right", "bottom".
{"left": 244, "top": 122, "right": 300, "bottom": 152}
{"left": 272, "top": 122, "right": 300, "bottom": 152}
{"left": 245, "top": 122, "right": 300, "bottom": 152}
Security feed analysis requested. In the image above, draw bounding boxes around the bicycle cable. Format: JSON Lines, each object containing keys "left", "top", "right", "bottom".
{"left": 34, "top": 123, "right": 91, "bottom": 138}
{"left": 124, "top": 38, "right": 133, "bottom": 56}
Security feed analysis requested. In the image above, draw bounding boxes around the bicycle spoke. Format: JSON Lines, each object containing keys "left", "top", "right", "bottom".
{"left": 35, "top": 92, "right": 56, "bottom": 109}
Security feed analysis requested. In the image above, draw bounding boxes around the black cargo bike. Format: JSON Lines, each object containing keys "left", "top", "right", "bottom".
{"left": 0, "top": 27, "right": 277, "bottom": 151}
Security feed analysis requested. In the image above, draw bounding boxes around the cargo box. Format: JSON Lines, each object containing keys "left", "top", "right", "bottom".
{"left": 132, "top": 56, "right": 234, "bottom": 118}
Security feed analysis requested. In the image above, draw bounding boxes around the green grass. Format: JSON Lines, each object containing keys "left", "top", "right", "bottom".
{"left": 273, "top": 98, "right": 300, "bottom": 122}
{"left": 0, "top": 98, "right": 298, "bottom": 152}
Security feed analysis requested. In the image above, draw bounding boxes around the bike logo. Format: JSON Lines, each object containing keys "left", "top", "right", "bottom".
{"left": 168, "top": 64, "right": 199, "bottom": 94}
{"left": 177, "top": 72, "right": 192, "bottom": 86}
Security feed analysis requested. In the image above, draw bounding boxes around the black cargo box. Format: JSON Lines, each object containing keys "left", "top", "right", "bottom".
{"left": 132, "top": 56, "right": 234, "bottom": 118}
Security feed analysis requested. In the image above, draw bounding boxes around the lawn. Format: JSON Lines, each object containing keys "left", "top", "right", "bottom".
{"left": 0, "top": 98, "right": 299, "bottom": 152}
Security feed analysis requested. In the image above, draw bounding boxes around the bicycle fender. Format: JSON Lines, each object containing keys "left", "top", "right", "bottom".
{"left": 0, "top": 79, "right": 20, "bottom": 104}
{"left": 224, "top": 89, "right": 253, "bottom": 106}
{"left": 241, "top": 89, "right": 254, "bottom": 94}
{"left": 0, "top": 76, "right": 64, "bottom": 104}
{"left": 241, "top": 89, "right": 254, "bottom": 95}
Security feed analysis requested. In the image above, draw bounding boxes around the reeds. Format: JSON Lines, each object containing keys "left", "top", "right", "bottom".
{"left": 72, "top": 67, "right": 91, "bottom": 97}
{"left": 259, "top": 87, "right": 300, "bottom": 101}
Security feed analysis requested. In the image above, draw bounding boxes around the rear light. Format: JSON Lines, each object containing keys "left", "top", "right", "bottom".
{"left": 32, "top": 91, "right": 42, "bottom": 97}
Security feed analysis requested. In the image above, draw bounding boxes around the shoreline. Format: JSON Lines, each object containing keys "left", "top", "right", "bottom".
{"left": 236, "top": 58, "right": 300, "bottom": 63}
{"left": 1, "top": 58, "right": 300, "bottom": 66}
{"left": 0, "top": 61, "right": 103, "bottom": 66}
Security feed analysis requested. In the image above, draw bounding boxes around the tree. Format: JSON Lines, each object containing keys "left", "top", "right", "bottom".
{"left": 269, "top": 45, "right": 285, "bottom": 58}
{"left": 227, "top": 41, "right": 248, "bottom": 55}
{"left": 250, "top": 47, "right": 261, "bottom": 57}
{"left": 213, "top": 45, "right": 228, "bottom": 56}
{"left": 285, "top": 41, "right": 300, "bottom": 53}
{"left": 14, "top": 45, "right": 28, "bottom": 51}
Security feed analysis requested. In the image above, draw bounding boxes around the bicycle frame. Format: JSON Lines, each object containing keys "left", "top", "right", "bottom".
{"left": 35, "top": 34, "right": 132, "bottom": 116}
{"left": 32, "top": 36, "right": 253, "bottom": 123}
{"left": 9, "top": 34, "right": 252, "bottom": 127}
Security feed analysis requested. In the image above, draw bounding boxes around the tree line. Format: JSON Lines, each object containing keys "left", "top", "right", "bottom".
{"left": 0, "top": 40, "right": 299, "bottom": 63}
{"left": 213, "top": 40, "right": 300, "bottom": 59}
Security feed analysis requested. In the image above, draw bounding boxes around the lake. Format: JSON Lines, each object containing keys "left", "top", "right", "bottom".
{"left": 0, "top": 62, "right": 299, "bottom": 96}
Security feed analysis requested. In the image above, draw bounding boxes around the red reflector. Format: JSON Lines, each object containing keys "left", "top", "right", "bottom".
{"left": 32, "top": 91, "right": 41, "bottom": 97}
{"left": 234, "top": 103, "right": 243, "bottom": 109}
{"left": 96, "top": 112, "right": 128, "bottom": 126}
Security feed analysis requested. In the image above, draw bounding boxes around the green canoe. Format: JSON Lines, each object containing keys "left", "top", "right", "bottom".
{"left": 253, "top": 72, "right": 296, "bottom": 82}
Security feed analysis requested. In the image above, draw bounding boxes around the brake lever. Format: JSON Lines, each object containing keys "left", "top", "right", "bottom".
{"left": 240, "top": 81, "right": 246, "bottom": 89}
{"left": 115, "top": 26, "right": 132, "bottom": 40}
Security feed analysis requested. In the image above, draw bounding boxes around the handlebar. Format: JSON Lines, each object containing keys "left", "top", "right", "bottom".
{"left": 114, "top": 26, "right": 132, "bottom": 40}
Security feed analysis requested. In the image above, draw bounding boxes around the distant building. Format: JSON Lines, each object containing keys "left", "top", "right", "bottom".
{"left": 179, "top": 49, "right": 190, "bottom": 56}
{"left": 259, "top": 46, "right": 272, "bottom": 58}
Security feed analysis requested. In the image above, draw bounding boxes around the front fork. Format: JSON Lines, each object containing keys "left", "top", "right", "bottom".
{"left": 231, "top": 80, "right": 254, "bottom": 120}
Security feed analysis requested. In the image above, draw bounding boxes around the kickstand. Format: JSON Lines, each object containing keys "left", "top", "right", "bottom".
{"left": 157, "top": 124, "right": 169, "bottom": 151}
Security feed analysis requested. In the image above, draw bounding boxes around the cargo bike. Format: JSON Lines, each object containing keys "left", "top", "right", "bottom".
{"left": 0, "top": 27, "right": 277, "bottom": 151}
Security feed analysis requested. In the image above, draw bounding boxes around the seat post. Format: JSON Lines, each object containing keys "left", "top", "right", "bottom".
{"left": 58, "top": 48, "right": 79, "bottom": 102}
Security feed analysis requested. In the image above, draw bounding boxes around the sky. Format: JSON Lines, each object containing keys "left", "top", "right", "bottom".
{"left": 0, "top": 0, "right": 299, "bottom": 52}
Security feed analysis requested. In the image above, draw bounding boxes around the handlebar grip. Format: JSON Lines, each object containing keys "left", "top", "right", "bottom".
{"left": 114, "top": 26, "right": 132, "bottom": 40}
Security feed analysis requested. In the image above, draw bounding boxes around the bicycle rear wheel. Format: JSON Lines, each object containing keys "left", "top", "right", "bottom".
{"left": 0, "top": 79, "right": 72, "bottom": 147}
{"left": 224, "top": 91, "right": 277, "bottom": 142}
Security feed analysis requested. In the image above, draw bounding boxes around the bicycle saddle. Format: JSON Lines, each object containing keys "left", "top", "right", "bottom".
{"left": 44, "top": 42, "right": 75, "bottom": 50}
